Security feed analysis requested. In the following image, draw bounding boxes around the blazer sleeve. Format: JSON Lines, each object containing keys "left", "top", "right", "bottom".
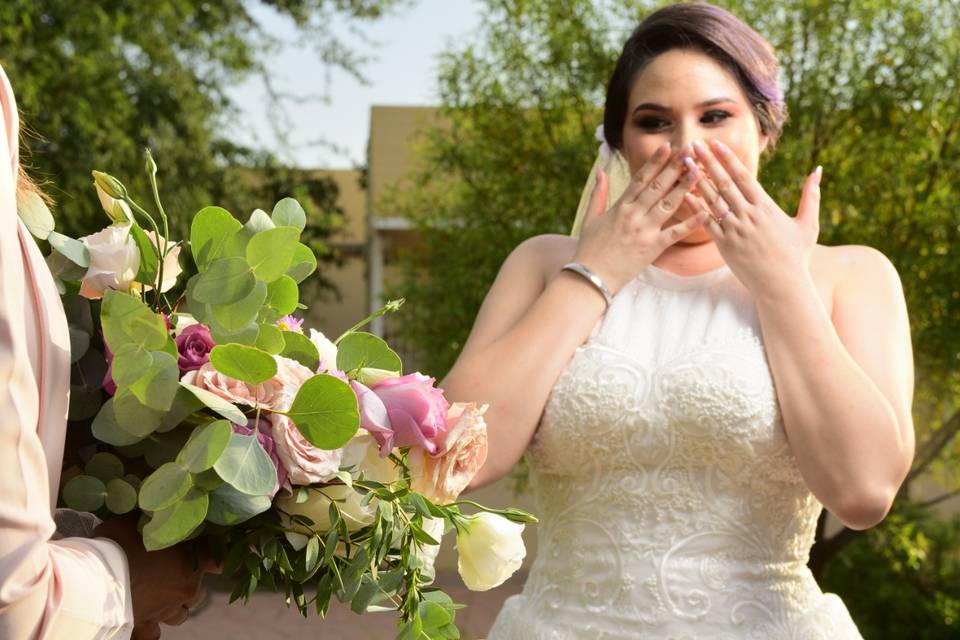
{"left": 0, "top": 66, "right": 135, "bottom": 639}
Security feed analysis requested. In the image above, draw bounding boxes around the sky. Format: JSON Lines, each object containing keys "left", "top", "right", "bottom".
{"left": 225, "top": 0, "right": 483, "bottom": 170}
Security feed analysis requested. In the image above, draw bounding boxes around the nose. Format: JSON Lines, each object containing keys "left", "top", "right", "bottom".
{"left": 670, "top": 121, "right": 696, "bottom": 160}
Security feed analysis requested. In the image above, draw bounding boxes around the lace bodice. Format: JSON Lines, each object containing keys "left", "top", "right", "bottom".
{"left": 488, "top": 264, "right": 862, "bottom": 639}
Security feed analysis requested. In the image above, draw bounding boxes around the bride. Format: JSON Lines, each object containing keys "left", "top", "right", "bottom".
{"left": 440, "top": 2, "right": 914, "bottom": 638}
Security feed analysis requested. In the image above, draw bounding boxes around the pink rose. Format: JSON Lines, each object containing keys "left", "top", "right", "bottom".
{"left": 175, "top": 324, "right": 215, "bottom": 373}
{"left": 409, "top": 403, "right": 489, "bottom": 505}
{"left": 233, "top": 419, "right": 286, "bottom": 497}
{"left": 269, "top": 414, "right": 342, "bottom": 487}
{"left": 350, "top": 372, "right": 450, "bottom": 456}
{"left": 181, "top": 355, "right": 312, "bottom": 410}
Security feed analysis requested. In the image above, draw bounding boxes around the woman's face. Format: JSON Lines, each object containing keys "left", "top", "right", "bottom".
{"left": 620, "top": 48, "right": 768, "bottom": 244}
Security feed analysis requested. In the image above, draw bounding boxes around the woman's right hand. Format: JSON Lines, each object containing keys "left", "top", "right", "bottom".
{"left": 572, "top": 142, "right": 708, "bottom": 294}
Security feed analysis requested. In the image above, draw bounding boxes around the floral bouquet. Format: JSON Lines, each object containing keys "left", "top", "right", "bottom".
{"left": 17, "top": 151, "right": 535, "bottom": 639}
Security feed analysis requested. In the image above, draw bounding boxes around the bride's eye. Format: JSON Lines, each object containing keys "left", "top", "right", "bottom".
{"left": 636, "top": 116, "right": 670, "bottom": 132}
{"left": 701, "top": 110, "right": 732, "bottom": 125}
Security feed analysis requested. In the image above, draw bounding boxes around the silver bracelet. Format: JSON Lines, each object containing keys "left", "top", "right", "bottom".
{"left": 560, "top": 262, "right": 613, "bottom": 308}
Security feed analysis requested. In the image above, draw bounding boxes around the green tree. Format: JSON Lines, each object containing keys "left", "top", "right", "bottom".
{"left": 0, "top": 0, "right": 401, "bottom": 255}
{"left": 386, "top": 0, "right": 960, "bottom": 634}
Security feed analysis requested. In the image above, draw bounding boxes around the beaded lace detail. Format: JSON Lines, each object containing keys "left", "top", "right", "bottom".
{"left": 487, "top": 265, "right": 862, "bottom": 639}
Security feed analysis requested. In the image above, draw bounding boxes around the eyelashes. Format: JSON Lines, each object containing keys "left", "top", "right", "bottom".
{"left": 634, "top": 110, "right": 733, "bottom": 132}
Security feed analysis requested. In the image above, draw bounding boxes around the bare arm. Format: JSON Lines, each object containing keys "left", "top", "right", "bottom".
{"left": 442, "top": 235, "right": 608, "bottom": 487}
{"left": 754, "top": 247, "right": 914, "bottom": 530}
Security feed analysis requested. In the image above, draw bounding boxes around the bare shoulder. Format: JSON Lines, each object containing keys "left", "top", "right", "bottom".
{"left": 815, "top": 243, "right": 900, "bottom": 282}
{"left": 812, "top": 244, "right": 904, "bottom": 306}
{"left": 510, "top": 233, "right": 579, "bottom": 285}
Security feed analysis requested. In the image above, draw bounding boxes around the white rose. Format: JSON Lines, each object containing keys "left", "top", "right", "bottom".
{"left": 340, "top": 430, "right": 400, "bottom": 485}
{"left": 279, "top": 484, "right": 375, "bottom": 537}
{"left": 95, "top": 183, "right": 133, "bottom": 224}
{"left": 309, "top": 329, "right": 339, "bottom": 372}
{"left": 78, "top": 224, "right": 141, "bottom": 300}
{"left": 456, "top": 512, "right": 526, "bottom": 591}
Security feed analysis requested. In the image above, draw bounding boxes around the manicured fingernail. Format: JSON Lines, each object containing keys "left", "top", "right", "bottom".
{"left": 691, "top": 140, "right": 707, "bottom": 157}
{"left": 683, "top": 157, "right": 698, "bottom": 173}
{"left": 814, "top": 165, "right": 823, "bottom": 183}
{"left": 710, "top": 139, "right": 728, "bottom": 153}
{"left": 656, "top": 142, "right": 671, "bottom": 157}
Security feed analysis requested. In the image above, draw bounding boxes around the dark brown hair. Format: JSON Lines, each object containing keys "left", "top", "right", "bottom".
{"left": 603, "top": 1, "right": 786, "bottom": 150}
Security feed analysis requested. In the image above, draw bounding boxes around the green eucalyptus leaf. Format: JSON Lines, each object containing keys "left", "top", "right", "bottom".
{"left": 350, "top": 576, "right": 382, "bottom": 615}
{"left": 213, "top": 432, "right": 277, "bottom": 496}
{"left": 17, "top": 190, "right": 55, "bottom": 240}
{"left": 255, "top": 324, "right": 285, "bottom": 355}
{"left": 191, "top": 206, "right": 242, "bottom": 271}
{"left": 139, "top": 461, "right": 193, "bottom": 512}
{"left": 63, "top": 475, "right": 106, "bottom": 511}
{"left": 192, "top": 257, "right": 255, "bottom": 305}
{"left": 206, "top": 483, "right": 271, "bottom": 526}
{"left": 142, "top": 488, "right": 209, "bottom": 551}
{"left": 211, "top": 281, "right": 267, "bottom": 333}
{"left": 129, "top": 224, "right": 160, "bottom": 284}
{"left": 127, "top": 351, "right": 180, "bottom": 411}
{"left": 91, "top": 398, "right": 143, "bottom": 446}
{"left": 246, "top": 227, "right": 300, "bottom": 282}
{"left": 111, "top": 345, "right": 153, "bottom": 387}
{"left": 221, "top": 229, "right": 250, "bottom": 259}
{"left": 184, "top": 274, "right": 213, "bottom": 325}
{"left": 265, "top": 276, "right": 298, "bottom": 315}
{"left": 85, "top": 452, "right": 125, "bottom": 482}
{"left": 178, "top": 420, "right": 233, "bottom": 473}
{"left": 207, "top": 316, "right": 259, "bottom": 347}
{"left": 336, "top": 332, "right": 402, "bottom": 374}
{"left": 68, "top": 328, "right": 91, "bottom": 363}
{"left": 280, "top": 331, "right": 319, "bottom": 371}
{"left": 112, "top": 389, "right": 164, "bottom": 437}
{"left": 180, "top": 382, "right": 248, "bottom": 426}
{"left": 244, "top": 209, "right": 275, "bottom": 235}
{"left": 105, "top": 478, "right": 138, "bottom": 514}
{"left": 101, "top": 290, "right": 168, "bottom": 351}
{"left": 157, "top": 386, "right": 205, "bottom": 433}
{"left": 47, "top": 250, "right": 88, "bottom": 282}
{"left": 287, "top": 374, "right": 359, "bottom": 450}
{"left": 68, "top": 383, "right": 103, "bottom": 422}
{"left": 63, "top": 296, "right": 94, "bottom": 363}
{"left": 286, "top": 243, "right": 317, "bottom": 283}
{"left": 192, "top": 468, "right": 224, "bottom": 492}
{"left": 48, "top": 231, "right": 90, "bottom": 268}
{"left": 209, "top": 344, "right": 276, "bottom": 385}
{"left": 271, "top": 198, "right": 306, "bottom": 231}
{"left": 143, "top": 427, "right": 193, "bottom": 469}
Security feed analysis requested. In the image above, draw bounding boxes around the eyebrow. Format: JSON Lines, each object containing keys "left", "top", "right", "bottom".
{"left": 632, "top": 97, "right": 737, "bottom": 114}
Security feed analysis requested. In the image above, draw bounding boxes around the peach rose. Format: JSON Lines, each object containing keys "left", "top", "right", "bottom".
{"left": 269, "top": 414, "right": 342, "bottom": 487}
{"left": 408, "top": 402, "right": 489, "bottom": 505}
{"left": 181, "top": 355, "right": 313, "bottom": 410}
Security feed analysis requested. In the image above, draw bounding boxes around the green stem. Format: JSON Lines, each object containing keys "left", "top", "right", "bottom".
{"left": 334, "top": 298, "right": 405, "bottom": 345}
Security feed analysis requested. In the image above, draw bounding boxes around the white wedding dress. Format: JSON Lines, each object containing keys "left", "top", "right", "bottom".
{"left": 487, "top": 263, "right": 862, "bottom": 639}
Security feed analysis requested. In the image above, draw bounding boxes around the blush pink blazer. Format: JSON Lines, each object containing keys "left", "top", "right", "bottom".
{"left": 0, "top": 64, "right": 134, "bottom": 638}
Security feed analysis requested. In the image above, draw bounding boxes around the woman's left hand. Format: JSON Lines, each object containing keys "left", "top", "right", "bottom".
{"left": 685, "top": 139, "right": 822, "bottom": 298}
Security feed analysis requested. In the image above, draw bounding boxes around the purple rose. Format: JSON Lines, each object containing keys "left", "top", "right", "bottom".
{"left": 175, "top": 324, "right": 215, "bottom": 373}
{"left": 232, "top": 420, "right": 286, "bottom": 498}
{"left": 350, "top": 372, "right": 450, "bottom": 456}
